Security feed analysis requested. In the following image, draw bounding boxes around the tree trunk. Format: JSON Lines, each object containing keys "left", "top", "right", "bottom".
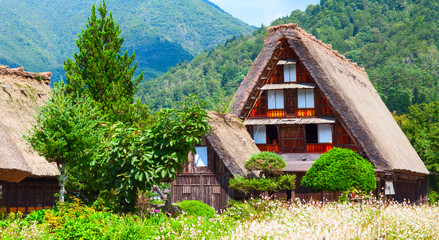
{"left": 58, "top": 163, "right": 67, "bottom": 203}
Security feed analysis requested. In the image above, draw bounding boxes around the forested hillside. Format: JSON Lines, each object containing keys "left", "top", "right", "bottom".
{"left": 0, "top": 0, "right": 253, "bottom": 80}
{"left": 138, "top": 0, "right": 439, "bottom": 114}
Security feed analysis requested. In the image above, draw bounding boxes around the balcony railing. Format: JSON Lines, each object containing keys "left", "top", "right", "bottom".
{"left": 267, "top": 109, "right": 285, "bottom": 117}
{"left": 297, "top": 109, "right": 315, "bottom": 117}
{"left": 257, "top": 144, "right": 279, "bottom": 153}
{"left": 306, "top": 143, "right": 333, "bottom": 153}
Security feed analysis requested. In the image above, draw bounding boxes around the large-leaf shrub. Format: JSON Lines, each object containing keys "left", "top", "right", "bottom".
{"left": 301, "top": 148, "right": 376, "bottom": 192}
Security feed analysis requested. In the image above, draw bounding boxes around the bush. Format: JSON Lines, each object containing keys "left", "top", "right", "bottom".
{"left": 302, "top": 148, "right": 376, "bottom": 192}
{"left": 428, "top": 191, "right": 439, "bottom": 205}
{"left": 229, "top": 174, "right": 296, "bottom": 194}
{"left": 24, "top": 209, "right": 46, "bottom": 224}
{"left": 245, "top": 151, "right": 286, "bottom": 173}
{"left": 177, "top": 200, "right": 216, "bottom": 218}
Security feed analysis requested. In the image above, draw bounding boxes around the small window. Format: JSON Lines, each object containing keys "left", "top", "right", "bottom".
{"left": 268, "top": 90, "right": 284, "bottom": 109}
{"left": 195, "top": 146, "right": 208, "bottom": 167}
{"left": 284, "top": 64, "right": 296, "bottom": 82}
{"left": 267, "top": 125, "right": 278, "bottom": 145}
{"left": 298, "top": 89, "right": 314, "bottom": 109}
{"left": 253, "top": 125, "right": 267, "bottom": 144}
{"left": 318, "top": 124, "right": 333, "bottom": 143}
{"left": 306, "top": 124, "right": 333, "bottom": 143}
{"left": 0, "top": 185, "right": 2, "bottom": 200}
{"left": 306, "top": 124, "right": 318, "bottom": 143}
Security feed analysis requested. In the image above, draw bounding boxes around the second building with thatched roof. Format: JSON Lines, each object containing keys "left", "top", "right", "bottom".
{"left": 0, "top": 66, "right": 59, "bottom": 213}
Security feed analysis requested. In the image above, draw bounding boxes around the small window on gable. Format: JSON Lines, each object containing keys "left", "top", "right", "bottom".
{"left": 268, "top": 90, "right": 284, "bottom": 109}
{"left": 306, "top": 124, "right": 333, "bottom": 144}
{"left": 284, "top": 64, "right": 296, "bottom": 82}
{"left": 318, "top": 124, "right": 333, "bottom": 143}
{"left": 195, "top": 146, "right": 208, "bottom": 167}
{"left": 298, "top": 89, "right": 314, "bottom": 109}
{"left": 253, "top": 125, "right": 267, "bottom": 144}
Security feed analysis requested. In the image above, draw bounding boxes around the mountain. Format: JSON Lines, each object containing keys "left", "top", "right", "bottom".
{"left": 138, "top": 0, "right": 439, "bottom": 114}
{"left": 0, "top": 0, "right": 253, "bottom": 80}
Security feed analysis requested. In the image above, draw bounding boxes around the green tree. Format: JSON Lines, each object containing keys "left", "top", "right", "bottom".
{"left": 94, "top": 94, "right": 210, "bottom": 212}
{"left": 301, "top": 148, "right": 376, "bottom": 194}
{"left": 26, "top": 83, "right": 106, "bottom": 203}
{"left": 230, "top": 152, "right": 295, "bottom": 195}
{"left": 395, "top": 101, "right": 439, "bottom": 192}
{"left": 63, "top": 1, "right": 147, "bottom": 124}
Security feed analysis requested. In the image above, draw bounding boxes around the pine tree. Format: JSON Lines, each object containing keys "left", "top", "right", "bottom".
{"left": 64, "top": 1, "right": 145, "bottom": 124}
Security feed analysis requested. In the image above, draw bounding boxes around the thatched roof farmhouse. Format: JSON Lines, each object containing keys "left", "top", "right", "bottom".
{"left": 0, "top": 66, "right": 59, "bottom": 213}
{"left": 230, "top": 23, "right": 428, "bottom": 203}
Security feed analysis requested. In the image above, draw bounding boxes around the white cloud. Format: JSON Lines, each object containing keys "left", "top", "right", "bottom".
{"left": 209, "top": 0, "right": 320, "bottom": 26}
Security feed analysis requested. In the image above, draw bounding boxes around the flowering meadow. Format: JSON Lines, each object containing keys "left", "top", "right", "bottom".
{"left": 1, "top": 199, "right": 439, "bottom": 239}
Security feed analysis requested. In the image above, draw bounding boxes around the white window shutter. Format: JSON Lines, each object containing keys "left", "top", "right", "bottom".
{"left": 298, "top": 89, "right": 306, "bottom": 108}
{"left": 253, "top": 125, "right": 267, "bottom": 144}
{"left": 306, "top": 89, "right": 314, "bottom": 108}
{"left": 268, "top": 91, "right": 276, "bottom": 109}
{"left": 318, "top": 124, "right": 332, "bottom": 143}
{"left": 275, "top": 90, "right": 284, "bottom": 109}
{"left": 284, "top": 64, "right": 297, "bottom": 82}
{"left": 195, "top": 147, "right": 208, "bottom": 167}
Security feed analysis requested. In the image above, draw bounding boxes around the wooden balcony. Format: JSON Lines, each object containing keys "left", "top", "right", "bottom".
{"left": 306, "top": 143, "right": 333, "bottom": 153}
{"left": 297, "top": 109, "right": 315, "bottom": 116}
{"left": 267, "top": 109, "right": 285, "bottom": 117}
{"left": 257, "top": 144, "right": 279, "bottom": 153}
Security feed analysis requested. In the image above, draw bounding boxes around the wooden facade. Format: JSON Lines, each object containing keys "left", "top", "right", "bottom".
{"left": 171, "top": 113, "right": 259, "bottom": 211}
{"left": 172, "top": 141, "right": 233, "bottom": 211}
{"left": 0, "top": 178, "right": 58, "bottom": 214}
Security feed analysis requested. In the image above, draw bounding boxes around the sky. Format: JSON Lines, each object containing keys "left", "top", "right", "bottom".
{"left": 209, "top": 0, "right": 320, "bottom": 26}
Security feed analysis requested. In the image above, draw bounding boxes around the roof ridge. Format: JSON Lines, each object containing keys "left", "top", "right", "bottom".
{"left": 268, "top": 24, "right": 366, "bottom": 73}
{"left": 0, "top": 65, "right": 51, "bottom": 84}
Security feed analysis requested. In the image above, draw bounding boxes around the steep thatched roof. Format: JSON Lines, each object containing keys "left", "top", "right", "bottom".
{"left": 206, "top": 112, "right": 259, "bottom": 177}
{"left": 231, "top": 23, "right": 429, "bottom": 175}
{"left": 0, "top": 66, "right": 59, "bottom": 182}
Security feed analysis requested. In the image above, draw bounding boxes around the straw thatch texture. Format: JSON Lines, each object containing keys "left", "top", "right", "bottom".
{"left": 231, "top": 24, "right": 428, "bottom": 175}
{"left": 0, "top": 121, "right": 31, "bottom": 182}
{"left": 206, "top": 112, "right": 259, "bottom": 177}
{"left": 0, "top": 66, "right": 59, "bottom": 180}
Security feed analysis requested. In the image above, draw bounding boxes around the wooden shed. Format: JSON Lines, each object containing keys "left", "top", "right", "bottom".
{"left": 0, "top": 66, "right": 59, "bottom": 213}
{"left": 231, "top": 23, "right": 429, "bottom": 204}
{"left": 171, "top": 112, "right": 259, "bottom": 211}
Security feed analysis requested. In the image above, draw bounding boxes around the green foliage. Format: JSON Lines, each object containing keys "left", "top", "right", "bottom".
{"left": 0, "top": 0, "right": 253, "bottom": 80}
{"left": 94, "top": 94, "right": 210, "bottom": 213}
{"left": 245, "top": 151, "right": 286, "bottom": 174}
{"left": 24, "top": 209, "right": 46, "bottom": 224}
{"left": 395, "top": 101, "right": 439, "bottom": 192}
{"left": 27, "top": 83, "right": 105, "bottom": 165}
{"left": 177, "top": 200, "right": 216, "bottom": 218}
{"left": 229, "top": 151, "right": 295, "bottom": 194}
{"left": 63, "top": 2, "right": 148, "bottom": 125}
{"left": 229, "top": 174, "right": 296, "bottom": 195}
{"left": 26, "top": 82, "right": 106, "bottom": 202}
{"left": 428, "top": 191, "right": 439, "bottom": 206}
{"left": 302, "top": 148, "right": 376, "bottom": 192}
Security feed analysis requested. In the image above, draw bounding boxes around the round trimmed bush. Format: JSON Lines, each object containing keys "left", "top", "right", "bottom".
{"left": 301, "top": 148, "right": 376, "bottom": 192}
{"left": 245, "top": 151, "right": 286, "bottom": 172}
{"left": 177, "top": 200, "right": 216, "bottom": 218}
